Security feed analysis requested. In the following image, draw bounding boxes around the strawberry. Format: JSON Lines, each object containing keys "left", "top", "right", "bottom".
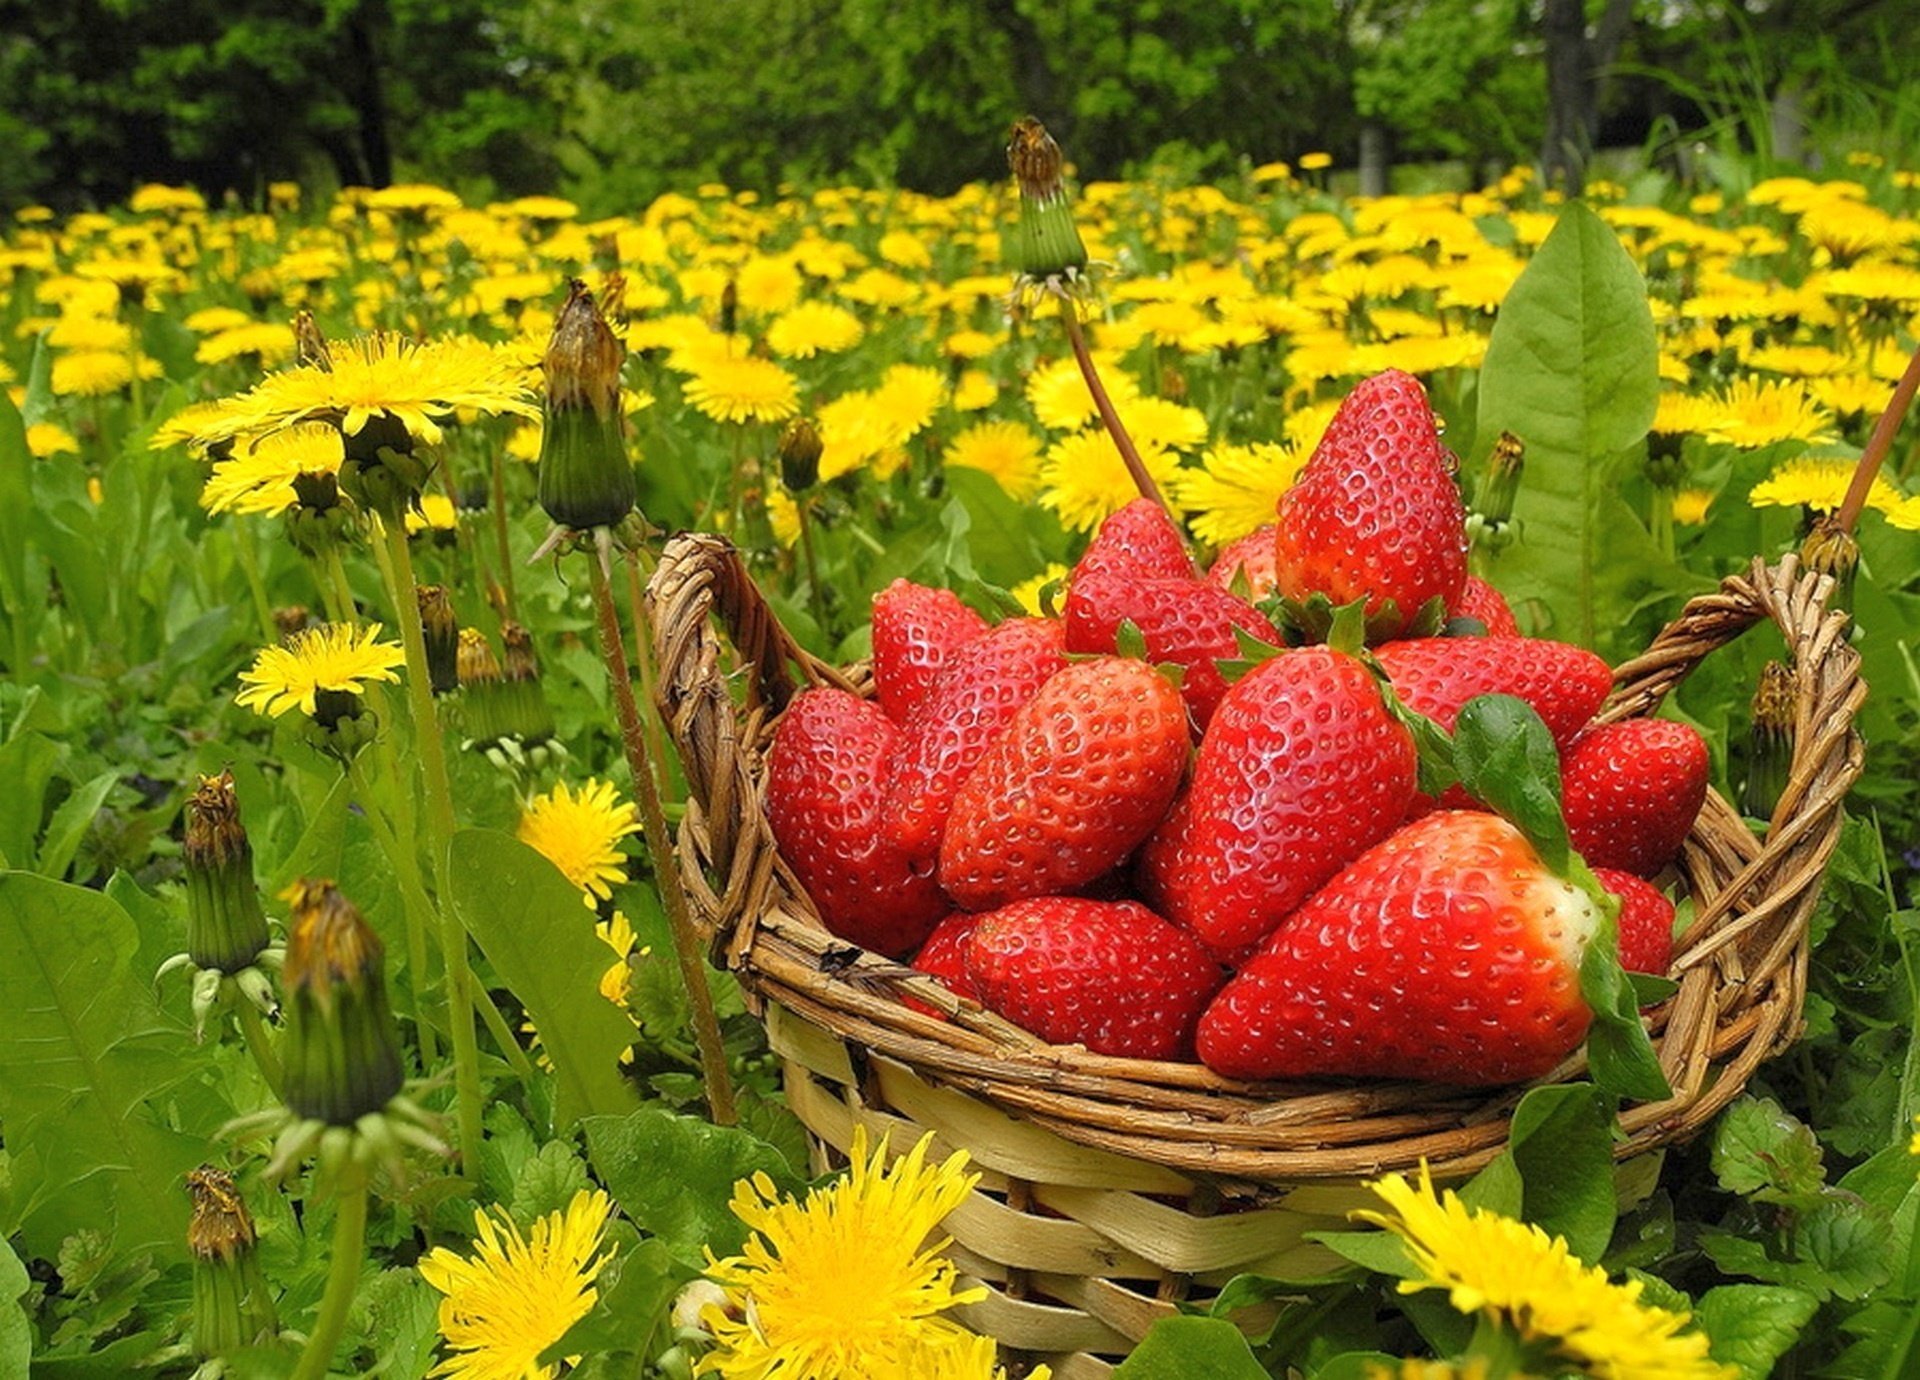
{"left": 1148, "top": 646, "right": 1417, "bottom": 961}
{"left": 1273, "top": 369, "right": 1467, "bottom": 638}
{"left": 1563, "top": 719, "right": 1709, "bottom": 877}
{"left": 1207, "top": 524, "right": 1281, "bottom": 601}
{"left": 881, "top": 617, "right": 1066, "bottom": 862}
{"left": 765, "top": 689, "right": 949, "bottom": 956}
{"left": 871, "top": 580, "right": 988, "bottom": 723}
{"left": 1196, "top": 811, "right": 1601, "bottom": 1085}
{"left": 1063, "top": 573, "right": 1275, "bottom": 728}
{"left": 1070, "top": 497, "right": 1194, "bottom": 585}
{"left": 1592, "top": 868, "right": 1675, "bottom": 977}
{"left": 939, "top": 658, "right": 1188, "bottom": 910}
{"left": 902, "top": 911, "right": 982, "bottom": 1017}
{"left": 1451, "top": 575, "right": 1521, "bottom": 636}
{"left": 965, "top": 897, "right": 1223, "bottom": 1059}
{"left": 1374, "top": 636, "right": 1611, "bottom": 750}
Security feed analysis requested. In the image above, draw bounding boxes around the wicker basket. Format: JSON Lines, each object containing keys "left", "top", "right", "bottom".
{"left": 648, "top": 534, "right": 1865, "bottom": 1377}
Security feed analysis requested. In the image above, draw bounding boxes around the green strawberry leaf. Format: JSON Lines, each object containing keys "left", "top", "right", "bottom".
{"left": 1403, "top": 594, "right": 1449, "bottom": 639}
{"left": 1629, "top": 973, "right": 1679, "bottom": 1005}
{"left": 1115, "top": 617, "right": 1149, "bottom": 662}
{"left": 1035, "top": 575, "right": 1066, "bottom": 619}
{"left": 959, "top": 576, "right": 1027, "bottom": 621}
{"left": 1214, "top": 623, "right": 1289, "bottom": 685}
{"left": 1225, "top": 562, "right": 1254, "bottom": 602}
{"left": 1581, "top": 904, "right": 1672, "bottom": 1103}
{"left": 1695, "top": 1284, "right": 1819, "bottom": 1379}
{"left": 1324, "top": 598, "right": 1370, "bottom": 656}
{"left": 1382, "top": 693, "right": 1458, "bottom": 799}
{"left": 1452, "top": 694, "right": 1567, "bottom": 870}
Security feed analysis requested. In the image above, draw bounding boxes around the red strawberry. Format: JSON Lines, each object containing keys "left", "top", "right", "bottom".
{"left": 1150, "top": 647, "right": 1417, "bottom": 961}
{"left": 1196, "top": 811, "right": 1601, "bottom": 1084}
{"left": 1063, "top": 573, "right": 1276, "bottom": 728}
{"left": 1207, "top": 524, "right": 1281, "bottom": 601}
{"left": 1134, "top": 786, "right": 1199, "bottom": 915}
{"left": 1071, "top": 497, "right": 1193, "bottom": 585}
{"left": 881, "top": 618, "right": 1066, "bottom": 862}
{"left": 1563, "top": 720, "right": 1709, "bottom": 877}
{"left": 1592, "top": 868, "right": 1675, "bottom": 977}
{"left": 871, "top": 580, "right": 988, "bottom": 723}
{"left": 766, "top": 689, "right": 949, "bottom": 956}
{"left": 1451, "top": 576, "right": 1521, "bottom": 636}
{"left": 1374, "top": 636, "right": 1611, "bottom": 750}
{"left": 903, "top": 912, "right": 982, "bottom": 1017}
{"left": 1273, "top": 370, "right": 1467, "bottom": 638}
{"left": 966, "top": 897, "right": 1223, "bottom": 1059}
{"left": 940, "top": 659, "right": 1188, "bottom": 910}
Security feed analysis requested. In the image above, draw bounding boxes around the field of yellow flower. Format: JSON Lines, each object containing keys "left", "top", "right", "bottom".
{"left": 1, "top": 149, "right": 1918, "bottom": 1377}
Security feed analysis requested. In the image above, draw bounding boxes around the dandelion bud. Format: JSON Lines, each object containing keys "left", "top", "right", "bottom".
{"left": 1006, "top": 117, "right": 1089, "bottom": 280}
{"left": 417, "top": 585, "right": 460, "bottom": 695}
{"left": 1742, "top": 660, "right": 1796, "bottom": 820}
{"left": 187, "top": 1166, "right": 278, "bottom": 1359}
{"left": 500, "top": 620, "right": 557, "bottom": 745}
{"left": 537, "top": 279, "right": 635, "bottom": 532}
{"left": 184, "top": 770, "right": 271, "bottom": 974}
{"left": 1799, "top": 514, "right": 1858, "bottom": 611}
{"left": 273, "top": 606, "right": 311, "bottom": 637}
{"left": 338, "top": 411, "right": 431, "bottom": 516}
{"left": 1475, "top": 431, "right": 1524, "bottom": 527}
{"left": 777, "top": 417, "right": 823, "bottom": 494}
{"left": 280, "top": 879, "right": 405, "bottom": 1126}
{"left": 720, "top": 279, "right": 738, "bottom": 337}
{"left": 294, "top": 311, "right": 332, "bottom": 372}
{"left": 456, "top": 627, "right": 514, "bottom": 747}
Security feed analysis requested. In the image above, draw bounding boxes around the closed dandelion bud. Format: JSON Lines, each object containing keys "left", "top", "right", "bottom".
{"left": 184, "top": 770, "right": 270, "bottom": 974}
{"left": 456, "top": 627, "right": 514, "bottom": 747}
{"left": 280, "top": 879, "right": 405, "bottom": 1126}
{"left": 1743, "top": 660, "right": 1796, "bottom": 820}
{"left": 418, "top": 585, "right": 460, "bottom": 695}
{"left": 1475, "top": 431, "right": 1524, "bottom": 527}
{"left": 273, "top": 606, "right": 311, "bottom": 638}
{"left": 537, "top": 279, "right": 635, "bottom": 532}
{"left": 1007, "top": 117, "right": 1089, "bottom": 280}
{"left": 1800, "top": 515, "right": 1858, "bottom": 611}
{"left": 338, "top": 411, "right": 430, "bottom": 516}
{"left": 500, "top": 620, "right": 557, "bottom": 745}
{"left": 294, "top": 311, "right": 332, "bottom": 372}
{"left": 187, "top": 1166, "right": 278, "bottom": 1359}
{"left": 720, "top": 279, "right": 738, "bottom": 337}
{"left": 777, "top": 417, "right": 823, "bottom": 494}
{"left": 287, "top": 468, "right": 352, "bottom": 556}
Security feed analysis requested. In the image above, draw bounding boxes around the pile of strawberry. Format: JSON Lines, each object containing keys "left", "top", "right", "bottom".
{"left": 766, "top": 371, "right": 1708, "bottom": 1088}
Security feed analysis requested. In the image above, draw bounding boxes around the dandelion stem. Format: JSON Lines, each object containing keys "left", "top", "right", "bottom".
{"left": 233, "top": 998, "right": 282, "bottom": 1097}
{"left": 623, "top": 547, "right": 672, "bottom": 797}
{"left": 345, "top": 754, "right": 439, "bottom": 1067}
{"left": 1837, "top": 338, "right": 1920, "bottom": 534}
{"left": 377, "top": 515, "right": 485, "bottom": 1176}
{"left": 233, "top": 521, "right": 279, "bottom": 646}
{"left": 795, "top": 497, "right": 827, "bottom": 635}
{"left": 470, "top": 980, "right": 537, "bottom": 1085}
{"left": 585, "top": 552, "right": 737, "bottom": 1125}
{"left": 289, "top": 1166, "right": 368, "bottom": 1380}
{"left": 491, "top": 449, "right": 519, "bottom": 620}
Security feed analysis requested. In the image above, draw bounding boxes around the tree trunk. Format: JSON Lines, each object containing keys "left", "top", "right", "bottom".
{"left": 1770, "top": 75, "right": 1808, "bottom": 166}
{"left": 1358, "top": 122, "right": 1390, "bottom": 197}
{"left": 347, "top": 15, "right": 393, "bottom": 188}
{"left": 1540, "top": 0, "right": 1634, "bottom": 195}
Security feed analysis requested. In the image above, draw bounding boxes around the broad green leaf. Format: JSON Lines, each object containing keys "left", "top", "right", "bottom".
{"left": 1304, "top": 1228, "right": 1417, "bottom": 1280}
{"left": 38, "top": 768, "right": 118, "bottom": 880}
{"left": 1696, "top": 1284, "right": 1818, "bottom": 1379}
{"left": 0, "top": 731, "right": 60, "bottom": 868}
{"left": 1508, "top": 1083, "right": 1617, "bottom": 1263}
{"left": 1459, "top": 1150, "right": 1524, "bottom": 1218}
{"left": 1476, "top": 200, "right": 1660, "bottom": 650}
{"left": 448, "top": 830, "right": 639, "bottom": 1130}
{"left": 1625, "top": 1267, "right": 1693, "bottom": 1315}
{"left": 511, "top": 1140, "right": 593, "bottom": 1222}
{"left": 0, "top": 1236, "right": 30, "bottom": 1377}
{"left": 1310, "top": 1355, "right": 1400, "bottom": 1380}
{"left": 582, "top": 1107, "right": 798, "bottom": 1269}
{"left": 1112, "top": 1316, "right": 1268, "bottom": 1378}
{"left": 1452, "top": 694, "right": 1567, "bottom": 869}
{"left": 355, "top": 1268, "right": 441, "bottom": 1380}
{"left": 540, "top": 1235, "right": 684, "bottom": 1367}
{"left": 0, "top": 873, "right": 208, "bottom": 1262}
{"left": 1700, "top": 1196, "right": 1892, "bottom": 1301}
{"left": 0, "top": 389, "right": 40, "bottom": 662}
{"left": 1711, "top": 1097, "right": 1827, "bottom": 1204}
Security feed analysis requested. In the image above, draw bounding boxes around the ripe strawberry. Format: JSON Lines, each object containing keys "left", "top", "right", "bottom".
{"left": 1207, "top": 524, "right": 1281, "bottom": 601}
{"left": 965, "top": 897, "right": 1223, "bottom": 1059}
{"left": 766, "top": 689, "right": 949, "bottom": 956}
{"left": 871, "top": 580, "right": 988, "bottom": 723}
{"left": 1451, "top": 576, "right": 1521, "bottom": 636}
{"left": 1070, "top": 497, "right": 1194, "bottom": 585}
{"left": 881, "top": 617, "right": 1066, "bottom": 862}
{"left": 1196, "top": 811, "right": 1601, "bottom": 1084}
{"left": 1063, "top": 573, "right": 1276, "bottom": 728}
{"left": 1373, "top": 636, "right": 1611, "bottom": 749}
{"left": 940, "top": 658, "right": 1188, "bottom": 910}
{"left": 902, "top": 911, "right": 982, "bottom": 1017}
{"left": 1592, "top": 868, "right": 1675, "bottom": 977}
{"left": 1563, "top": 719, "right": 1709, "bottom": 877}
{"left": 1149, "top": 647, "right": 1417, "bottom": 960}
{"left": 1273, "top": 370, "right": 1467, "bottom": 638}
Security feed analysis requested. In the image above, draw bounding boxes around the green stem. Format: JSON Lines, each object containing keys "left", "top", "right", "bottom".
{"left": 234, "top": 998, "right": 282, "bottom": 1096}
{"left": 471, "top": 980, "right": 537, "bottom": 1084}
{"left": 345, "top": 756, "right": 439, "bottom": 1068}
{"left": 794, "top": 497, "right": 826, "bottom": 637}
{"left": 321, "top": 546, "right": 357, "bottom": 626}
{"left": 233, "top": 521, "right": 279, "bottom": 646}
{"left": 289, "top": 1168, "right": 368, "bottom": 1380}
{"left": 491, "top": 450, "right": 519, "bottom": 621}
{"left": 1058, "top": 297, "right": 1181, "bottom": 547}
{"left": 377, "top": 515, "right": 483, "bottom": 1177}
{"left": 586, "top": 553, "right": 736, "bottom": 1125}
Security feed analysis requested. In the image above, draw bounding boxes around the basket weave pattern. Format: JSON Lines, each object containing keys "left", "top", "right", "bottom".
{"left": 649, "top": 534, "right": 1864, "bottom": 1373}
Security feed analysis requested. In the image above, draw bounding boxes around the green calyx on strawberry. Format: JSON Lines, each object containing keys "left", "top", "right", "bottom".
{"left": 1272, "top": 368, "right": 1468, "bottom": 643}
{"left": 1064, "top": 572, "right": 1276, "bottom": 729}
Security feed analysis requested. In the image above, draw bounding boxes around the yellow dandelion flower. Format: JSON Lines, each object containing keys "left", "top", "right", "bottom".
{"left": 1672, "top": 488, "right": 1714, "bottom": 525}
{"left": 1011, "top": 563, "right": 1070, "bottom": 617}
{"left": 52, "top": 349, "right": 154, "bottom": 397}
{"left": 1173, "top": 442, "right": 1304, "bottom": 545}
{"left": 869, "top": 364, "right": 946, "bottom": 444}
{"left": 25, "top": 422, "right": 78, "bottom": 458}
{"left": 196, "top": 322, "right": 299, "bottom": 367}
{"left": 1742, "top": 343, "right": 1849, "bottom": 377}
{"left": 1748, "top": 457, "right": 1902, "bottom": 516}
{"left": 1285, "top": 400, "right": 1343, "bottom": 454}
{"left": 419, "top": 1190, "right": 615, "bottom": 1380}
{"left": 1299, "top": 151, "right": 1333, "bottom": 171}
{"left": 1115, "top": 396, "right": 1209, "bottom": 452}
{"left": 734, "top": 255, "right": 805, "bottom": 316}
{"left": 236, "top": 623, "right": 404, "bottom": 718}
{"left": 951, "top": 368, "right": 997, "bottom": 412}
{"left": 517, "top": 779, "right": 641, "bottom": 905}
{"left": 184, "top": 306, "right": 255, "bottom": 335}
{"left": 1704, "top": 378, "right": 1835, "bottom": 449}
{"left": 405, "top": 492, "right": 459, "bottom": 534}
{"left": 1251, "top": 160, "right": 1293, "bottom": 183}
{"left": 200, "top": 423, "right": 345, "bottom": 516}
{"left": 595, "top": 911, "right": 637, "bottom": 1006}
{"left": 1363, "top": 1362, "right": 1495, "bottom": 1380}
{"left": 684, "top": 357, "right": 801, "bottom": 426}
{"left": 767, "top": 487, "right": 802, "bottom": 546}
{"left": 878, "top": 230, "right": 932, "bottom": 270}
{"left": 837, "top": 267, "right": 919, "bottom": 309}
{"left": 45, "top": 315, "right": 133, "bottom": 352}
{"left": 1025, "top": 353, "right": 1139, "bottom": 431}
{"left": 1817, "top": 262, "right": 1920, "bottom": 303}
{"left": 1889, "top": 496, "right": 1920, "bottom": 531}
{"left": 1037, "top": 428, "right": 1182, "bottom": 533}
{"left": 364, "top": 183, "right": 461, "bottom": 215}
{"left": 1650, "top": 393, "right": 1721, "bottom": 438}
{"left": 1810, "top": 373, "right": 1892, "bottom": 418}
{"left": 945, "top": 419, "right": 1043, "bottom": 496}
{"left": 699, "top": 1127, "right": 985, "bottom": 1380}
{"left": 942, "top": 330, "right": 997, "bottom": 361}
{"left": 188, "top": 334, "right": 535, "bottom": 450}
{"left": 129, "top": 183, "right": 206, "bottom": 215}
{"left": 1358, "top": 1165, "right": 1732, "bottom": 1380}
{"left": 765, "top": 302, "right": 864, "bottom": 358}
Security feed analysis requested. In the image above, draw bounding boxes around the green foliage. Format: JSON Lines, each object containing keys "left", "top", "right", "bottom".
{"left": 1113, "top": 1315, "right": 1270, "bottom": 1378}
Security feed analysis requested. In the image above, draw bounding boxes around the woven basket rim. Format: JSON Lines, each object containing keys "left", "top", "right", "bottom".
{"left": 648, "top": 538, "right": 1865, "bottom": 1186}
